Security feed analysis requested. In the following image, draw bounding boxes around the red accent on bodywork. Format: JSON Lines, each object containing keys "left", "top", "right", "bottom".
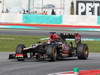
{"left": 16, "top": 54, "right": 24, "bottom": 57}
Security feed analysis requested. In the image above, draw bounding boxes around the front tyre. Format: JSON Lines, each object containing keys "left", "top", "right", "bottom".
{"left": 16, "top": 44, "right": 26, "bottom": 61}
{"left": 47, "top": 45, "right": 57, "bottom": 61}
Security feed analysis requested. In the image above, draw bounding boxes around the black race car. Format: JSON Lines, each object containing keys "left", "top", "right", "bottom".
{"left": 9, "top": 32, "right": 89, "bottom": 61}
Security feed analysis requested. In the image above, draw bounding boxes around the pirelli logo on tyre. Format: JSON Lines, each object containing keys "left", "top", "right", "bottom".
{"left": 76, "top": 0, "right": 100, "bottom": 16}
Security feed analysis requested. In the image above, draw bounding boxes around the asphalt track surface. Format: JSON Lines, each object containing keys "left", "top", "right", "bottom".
{"left": 0, "top": 28, "right": 100, "bottom": 38}
{"left": 0, "top": 28, "right": 100, "bottom": 75}
{"left": 0, "top": 52, "right": 100, "bottom": 75}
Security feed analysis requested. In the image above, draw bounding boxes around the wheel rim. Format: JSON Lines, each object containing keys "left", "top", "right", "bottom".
{"left": 52, "top": 47, "right": 57, "bottom": 60}
{"left": 84, "top": 47, "right": 89, "bottom": 57}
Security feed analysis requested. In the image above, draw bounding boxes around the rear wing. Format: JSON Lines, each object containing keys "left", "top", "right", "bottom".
{"left": 59, "top": 33, "right": 81, "bottom": 40}
{"left": 59, "top": 33, "right": 75, "bottom": 40}
{"left": 64, "top": 34, "right": 75, "bottom": 39}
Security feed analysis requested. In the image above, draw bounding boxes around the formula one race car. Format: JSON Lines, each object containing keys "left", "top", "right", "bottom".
{"left": 9, "top": 32, "right": 89, "bottom": 61}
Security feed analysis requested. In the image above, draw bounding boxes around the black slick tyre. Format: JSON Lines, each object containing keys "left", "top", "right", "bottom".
{"left": 16, "top": 44, "right": 26, "bottom": 61}
{"left": 77, "top": 44, "right": 89, "bottom": 60}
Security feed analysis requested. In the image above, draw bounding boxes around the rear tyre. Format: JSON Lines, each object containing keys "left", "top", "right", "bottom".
{"left": 47, "top": 45, "right": 57, "bottom": 61}
{"left": 16, "top": 44, "right": 26, "bottom": 61}
{"left": 77, "top": 44, "right": 89, "bottom": 60}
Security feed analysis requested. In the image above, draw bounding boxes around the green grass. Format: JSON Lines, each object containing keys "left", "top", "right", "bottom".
{"left": 0, "top": 35, "right": 47, "bottom": 52}
{"left": 0, "top": 34, "right": 100, "bottom": 52}
{"left": 67, "top": 40, "right": 100, "bottom": 53}
{"left": 82, "top": 41, "right": 100, "bottom": 52}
